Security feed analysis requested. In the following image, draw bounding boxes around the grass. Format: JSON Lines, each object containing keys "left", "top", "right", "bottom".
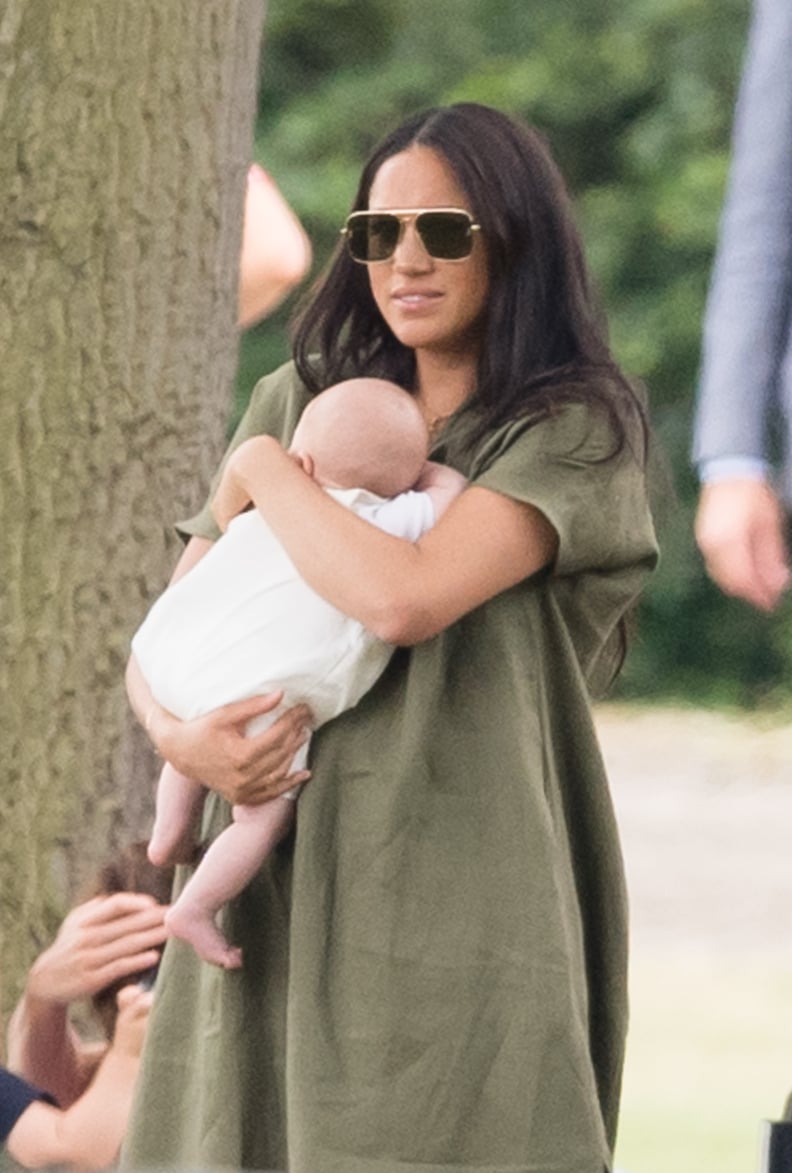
{"left": 615, "top": 954, "right": 792, "bottom": 1173}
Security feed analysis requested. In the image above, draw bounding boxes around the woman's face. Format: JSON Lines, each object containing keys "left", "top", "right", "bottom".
{"left": 365, "top": 146, "right": 490, "bottom": 363}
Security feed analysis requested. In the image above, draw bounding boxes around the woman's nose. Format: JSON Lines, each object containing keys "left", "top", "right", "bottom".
{"left": 392, "top": 220, "right": 433, "bottom": 269}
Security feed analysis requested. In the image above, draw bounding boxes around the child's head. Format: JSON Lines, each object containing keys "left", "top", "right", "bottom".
{"left": 290, "top": 377, "right": 428, "bottom": 498}
{"left": 86, "top": 842, "right": 173, "bottom": 1039}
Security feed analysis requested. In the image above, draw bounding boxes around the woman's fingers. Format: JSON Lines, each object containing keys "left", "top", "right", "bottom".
{"left": 231, "top": 702, "right": 312, "bottom": 796}
{"left": 162, "top": 693, "right": 313, "bottom": 804}
{"left": 215, "top": 690, "right": 307, "bottom": 728}
{"left": 232, "top": 764, "right": 311, "bottom": 806}
{"left": 219, "top": 695, "right": 311, "bottom": 771}
{"left": 246, "top": 711, "right": 309, "bottom": 766}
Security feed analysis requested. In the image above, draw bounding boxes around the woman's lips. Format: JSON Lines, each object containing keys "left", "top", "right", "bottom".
{"left": 391, "top": 288, "right": 442, "bottom": 309}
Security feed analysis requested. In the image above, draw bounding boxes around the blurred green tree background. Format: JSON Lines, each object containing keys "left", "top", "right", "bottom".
{"left": 241, "top": 0, "right": 791, "bottom": 708}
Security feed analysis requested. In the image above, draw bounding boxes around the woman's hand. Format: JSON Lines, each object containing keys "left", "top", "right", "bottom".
{"left": 26, "top": 893, "right": 169, "bottom": 1005}
{"left": 154, "top": 690, "right": 312, "bottom": 806}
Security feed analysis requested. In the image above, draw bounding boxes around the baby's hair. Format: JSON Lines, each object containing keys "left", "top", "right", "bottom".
{"left": 294, "top": 377, "right": 428, "bottom": 498}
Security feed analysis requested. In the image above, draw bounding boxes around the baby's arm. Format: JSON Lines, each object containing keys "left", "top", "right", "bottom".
{"left": 6, "top": 985, "right": 151, "bottom": 1169}
{"left": 414, "top": 461, "right": 468, "bottom": 519}
{"left": 211, "top": 437, "right": 301, "bottom": 532}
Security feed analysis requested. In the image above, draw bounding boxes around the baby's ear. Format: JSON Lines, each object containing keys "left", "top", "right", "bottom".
{"left": 289, "top": 449, "right": 315, "bottom": 479}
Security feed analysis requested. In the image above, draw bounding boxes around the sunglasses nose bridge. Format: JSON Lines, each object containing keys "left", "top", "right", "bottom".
{"left": 392, "top": 213, "right": 433, "bottom": 264}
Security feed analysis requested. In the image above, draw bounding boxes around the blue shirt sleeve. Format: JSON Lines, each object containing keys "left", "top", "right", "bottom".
{"left": 0, "top": 1066, "right": 55, "bottom": 1143}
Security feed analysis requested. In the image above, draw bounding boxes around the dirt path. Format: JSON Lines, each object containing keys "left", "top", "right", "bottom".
{"left": 595, "top": 705, "right": 792, "bottom": 958}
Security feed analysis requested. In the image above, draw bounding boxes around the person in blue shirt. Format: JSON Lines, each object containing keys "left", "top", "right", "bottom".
{"left": 693, "top": 0, "right": 792, "bottom": 611}
{"left": 2, "top": 983, "right": 150, "bottom": 1169}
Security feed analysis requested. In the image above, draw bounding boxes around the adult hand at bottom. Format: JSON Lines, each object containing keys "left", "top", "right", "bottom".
{"left": 695, "top": 479, "right": 791, "bottom": 611}
{"left": 112, "top": 985, "right": 154, "bottom": 1059}
{"left": 25, "top": 893, "right": 168, "bottom": 1005}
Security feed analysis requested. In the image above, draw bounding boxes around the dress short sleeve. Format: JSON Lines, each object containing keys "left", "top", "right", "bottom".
{"left": 471, "top": 402, "right": 658, "bottom": 579}
{"left": 470, "top": 402, "right": 658, "bottom": 695}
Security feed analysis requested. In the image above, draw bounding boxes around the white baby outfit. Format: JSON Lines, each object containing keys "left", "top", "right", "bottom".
{"left": 132, "top": 487, "right": 435, "bottom": 761}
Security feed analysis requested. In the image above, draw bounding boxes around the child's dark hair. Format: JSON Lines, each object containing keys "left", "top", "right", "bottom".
{"left": 86, "top": 842, "right": 173, "bottom": 1039}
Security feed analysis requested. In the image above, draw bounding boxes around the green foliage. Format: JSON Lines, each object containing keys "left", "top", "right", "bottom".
{"left": 239, "top": 0, "right": 782, "bottom": 707}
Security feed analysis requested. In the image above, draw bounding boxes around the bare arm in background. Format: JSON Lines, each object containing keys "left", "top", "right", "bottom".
{"left": 238, "top": 164, "right": 312, "bottom": 329}
{"left": 7, "top": 894, "right": 166, "bottom": 1107}
{"left": 6, "top": 985, "right": 152, "bottom": 1171}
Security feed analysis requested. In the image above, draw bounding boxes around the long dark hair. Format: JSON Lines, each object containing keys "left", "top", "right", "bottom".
{"left": 293, "top": 102, "right": 648, "bottom": 462}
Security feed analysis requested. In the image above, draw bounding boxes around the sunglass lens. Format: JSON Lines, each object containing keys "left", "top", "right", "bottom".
{"left": 417, "top": 212, "right": 472, "bottom": 259}
{"left": 347, "top": 214, "right": 400, "bottom": 262}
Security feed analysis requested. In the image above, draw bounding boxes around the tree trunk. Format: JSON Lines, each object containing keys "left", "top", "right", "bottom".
{"left": 0, "top": 0, "right": 266, "bottom": 1017}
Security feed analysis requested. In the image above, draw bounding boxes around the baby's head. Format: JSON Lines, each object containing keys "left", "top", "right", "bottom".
{"left": 290, "top": 377, "right": 428, "bottom": 498}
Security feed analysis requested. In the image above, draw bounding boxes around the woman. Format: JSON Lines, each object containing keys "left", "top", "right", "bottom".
{"left": 124, "top": 103, "right": 657, "bottom": 1172}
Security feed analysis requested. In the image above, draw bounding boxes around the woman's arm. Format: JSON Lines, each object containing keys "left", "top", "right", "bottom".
{"left": 211, "top": 436, "right": 558, "bottom": 646}
{"left": 7, "top": 894, "right": 167, "bottom": 1107}
{"left": 6, "top": 986, "right": 151, "bottom": 1170}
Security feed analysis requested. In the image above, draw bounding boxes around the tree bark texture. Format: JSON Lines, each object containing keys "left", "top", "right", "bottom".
{"left": 0, "top": 0, "right": 266, "bottom": 1016}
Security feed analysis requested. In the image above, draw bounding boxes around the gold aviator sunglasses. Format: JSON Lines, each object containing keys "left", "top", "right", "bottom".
{"left": 341, "top": 207, "right": 481, "bottom": 264}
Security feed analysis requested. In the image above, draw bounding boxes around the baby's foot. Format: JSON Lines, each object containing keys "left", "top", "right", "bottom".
{"left": 165, "top": 903, "right": 243, "bottom": 969}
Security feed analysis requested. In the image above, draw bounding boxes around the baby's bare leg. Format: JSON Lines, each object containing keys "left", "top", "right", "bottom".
{"left": 148, "top": 761, "right": 205, "bottom": 867}
{"left": 165, "top": 796, "right": 295, "bottom": 968}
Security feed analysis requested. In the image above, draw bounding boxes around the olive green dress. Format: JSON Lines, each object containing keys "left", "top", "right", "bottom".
{"left": 123, "top": 361, "right": 657, "bottom": 1173}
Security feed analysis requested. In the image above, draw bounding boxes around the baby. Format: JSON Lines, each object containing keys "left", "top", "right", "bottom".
{"left": 131, "top": 377, "right": 466, "bottom": 968}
